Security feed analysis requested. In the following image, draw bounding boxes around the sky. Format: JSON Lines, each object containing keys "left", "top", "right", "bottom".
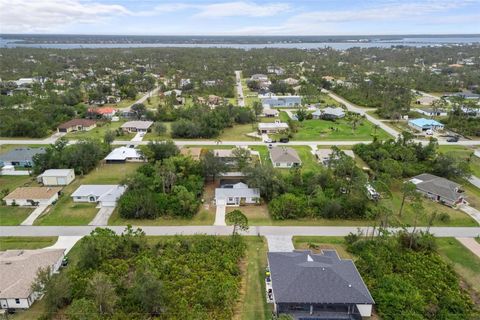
{"left": 1, "top": 0, "right": 480, "bottom": 35}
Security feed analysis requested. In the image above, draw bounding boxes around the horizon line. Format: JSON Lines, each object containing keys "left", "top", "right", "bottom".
{"left": 2, "top": 33, "right": 480, "bottom": 37}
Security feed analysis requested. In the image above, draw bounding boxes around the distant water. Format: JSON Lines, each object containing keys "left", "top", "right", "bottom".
{"left": 1, "top": 37, "right": 479, "bottom": 50}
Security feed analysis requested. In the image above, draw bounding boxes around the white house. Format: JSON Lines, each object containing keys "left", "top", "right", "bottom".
{"left": 121, "top": 121, "right": 153, "bottom": 133}
{"left": 37, "top": 169, "right": 75, "bottom": 186}
{"left": 0, "top": 249, "right": 65, "bottom": 310}
{"left": 312, "top": 107, "right": 346, "bottom": 120}
{"left": 104, "top": 147, "right": 144, "bottom": 163}
{"left": 3, "top": 187, "right": 62, "bottom": 206}
{"left": 258, "top": 121, "right": 289, "bottom": 134}
{"left": 270, "top": 147, "right": 302, "bottom": 168}
{"left": 71, "top": 185, "right": 126, "bottom": 207}
{"left": 215, "top": 182, "right": 260, "bottom": 206}
{"left": 414, "top": 108, "right": 448, "bottom": 117}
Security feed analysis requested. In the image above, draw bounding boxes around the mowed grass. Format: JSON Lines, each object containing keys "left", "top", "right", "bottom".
{"left": 0, "top": 144, "right": 47, "bottom": 155}
{"left": 64, "top": 120, "right": 134, "bottom": 141}
{"left": 108, "top": 208, "right": 214, "bottom": 226}
{"left": 292, "top": 236, "right": 353, "bottom": 259}
{"left": 436, "top": 238, "right": 480, "bottom": 293}
{"left": 291, "top": 146, "right": 320, "bottom": 172}
{"left": 236, "top": 237, "right": 271, "bottom": 320}
{"left": 219, "top": 124, "right": 260, "bottom": 141}
{"left": 0, "top": 175, "right": 38, "bottom": 191}
{"left": 0, "top": 206, "right": 33, "bottom": 225}
{"left": 438, "top": 145, "right": 480, "bottom": 177}
{"left": 35, "top": 163, "right": 141, "bottom": 226}
{"left": 0, "top": 236, "right": 58, "bottom": 250}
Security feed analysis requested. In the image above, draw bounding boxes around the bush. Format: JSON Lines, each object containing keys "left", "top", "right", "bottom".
{"left": 438, "top": 212, "right": 451, "bottom": 223}
{"left": 268, "top": 193, "right": 307, "bottom": 220}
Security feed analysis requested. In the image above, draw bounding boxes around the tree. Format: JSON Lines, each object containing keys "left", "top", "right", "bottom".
{"left": 129, "top": 270, "right": 164, "bottom": 316}
{"left": 245, "top": 163, "right": 284, "bottom": 201}
{"left": 153, "top": 122, "right": 167, "bottom": 136}
{"left": 295, "top": 107, "right": 308, "bottom": 122}
{"left": 232, "top": 147, "right": 251, "bottom": 172}
{"left": 42, "top": 272, "right": 72, "bottom": 314}
{"left": 268, "top": 193, "right": 307, "bottom": 220}
{"left": 142, "top": 140, "right": 179, "bottom": 163}
{"left": 103, "top": 129, "right": 116, "bottom": 145}
{"left": 252, "top": 100, "right": 263, "bottom": 120}
{"left": 131, "top": 103, "right": 146, "bottom": 119}
{"left": 87, "top": 272, "right": 117, "bottom": 315}
{"left": 66, "top": 298, "right": 100, "bottom": 320}
{"left": 348, "top": 113, "right": 363, "bottom": 132}
{"left": 225, "top": 209, "right": 249, "bottom": 235}
{"left": 201, "top": 150, "right": 228, "bottom": 181}
{"left": 399, "top": 182, "right": 417, "bottom": 217}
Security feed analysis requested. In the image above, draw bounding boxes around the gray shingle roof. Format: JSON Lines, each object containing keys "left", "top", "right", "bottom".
{"left": 0, "top": 147, "right": 46, "bottom": 162}
{"left": 410, "top": 173, "right": 462, "bottom": 202}
{"left": 268, "top": 250, "right": 374, "bottom": 305}
{"left": 270, "top": 147, "right": 301, "bottom": 164}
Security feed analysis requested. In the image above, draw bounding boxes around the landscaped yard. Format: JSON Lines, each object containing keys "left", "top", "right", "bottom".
{"left": 64, "top": 120, "right": 134, "bottom": 141}
{"left": 0, "top": 236, "right": 57, "bottom": 250}
{"left": 0, "top": 206, "right": 33, "bottom": 225}
{"left": 35, "top": 163, "right": 141, "bottom": 226}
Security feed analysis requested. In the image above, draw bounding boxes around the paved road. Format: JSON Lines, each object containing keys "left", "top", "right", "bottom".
{"left": 1, "top": 226, "right": 479, "bottom": 237}
{"left": 235, "top": 70, "right": 245, "bottom": 107}
{"left": 120, "top": 86, "right": 161, "bottom": 111}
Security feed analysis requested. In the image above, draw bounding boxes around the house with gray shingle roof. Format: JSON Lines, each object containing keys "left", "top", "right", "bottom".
{"left": 270, "top": 147, "right": 301, "bottom": 168}
{"left": 215, "top": 182, "right": 260, "bottom": 206}
{"left": 268, "top": 250, "right": 374, "bottom": 319}
{"left": 0, "top": 147, "right": 46, "bottom": 167}
{"left": 409, "top": 173, "right": 466, "bottom": 207}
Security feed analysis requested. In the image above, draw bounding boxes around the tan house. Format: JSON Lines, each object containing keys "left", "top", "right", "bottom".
{"left": 3, "top": 187, "right": 62, "bottom": 206}
{"left": 270, "top": 147, "right": 302, "bottom": 168}
{"left": 57, "top": 119, "right": 96, "bottom": 133}
{"left": 37, "top": 169, "right": 75, "bottom": 186}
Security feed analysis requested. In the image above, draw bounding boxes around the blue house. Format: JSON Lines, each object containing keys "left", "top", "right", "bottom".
{"left": 408, "top": 118, "right": 445, "bottom": 132}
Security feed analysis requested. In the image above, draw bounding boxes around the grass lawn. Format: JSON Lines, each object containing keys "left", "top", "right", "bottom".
{"left": 65, "top": 120, "right": 134, "bottom": 141}
{"left": 0, "top": 144, "right": 48, "bottom": 155}
{"left": 292, "top": 236, "right": 353, "bottom": 259}
{"left": 10, "top": 297, "right": 47, "bottom": 320}
{"left": 241, "top": 78, "right": 260, "bottom": 108}
{"left": 0, "top": 175, "right": 38, "bottom": 191}
{"left": 236, "top": 237, "right": 271, "bottom": 320}
{"left": 219, "top": 124, "right": 260, "bottom": 141}
{"left": 144, "top": 122, "right": 172, "bottom": 140}
{"left": 436, "top": 238, "right": 480, "bottom": 293}
{"left": 249, "top": 146, "right": 270, "bottom": 164}
{"left": 291, "top": 146, "right": 320, "bottom": 172}
{"left": 0, "top": 206, "right": 33, "bottom": 225}
{"left": 0, "top": 236, "right": 57, "bottom": 250}
{"left": 438, "top": 145, "right": 480, "bottom": 177}
{"left": 289, "top": 118, "right": 390, "bottom": 141}
{"left": 35, "top": 163, "right": 141, "bottom": 226}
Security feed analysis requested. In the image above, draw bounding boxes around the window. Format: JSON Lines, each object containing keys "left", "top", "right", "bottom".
{"left": 15, "top": 299, "right": 20, "bottom": 304}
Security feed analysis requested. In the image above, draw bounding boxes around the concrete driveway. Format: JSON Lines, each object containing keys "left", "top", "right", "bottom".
{"left": 21, "top": 205, "right": 48, "bottom": 226}
{"left": 468, "top": 176, "right": 480, "bottom": 189}
{"left": 266, "top": 235, "right": 294, "bottom": 252}
{"left": 46, "top": 236, "right": 84, "bottom": 255}
{"left": 89, "top": 207, "right": 115, "bottom": 226}
{"left": 214, "top": 203, "right": 226, "bottom": 226}
{"left": 459, "top": 204, "right": 480, "bottom": 225}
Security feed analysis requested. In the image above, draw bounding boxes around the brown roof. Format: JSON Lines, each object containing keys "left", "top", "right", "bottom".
{"left": 180, "top": 147, "right": 202, "bottom": 160}
{"left": 3, "top": 187, "right": 62, "bottom": 200}
{"left": 58, "top": 118, "right": 96, "bottom": 129}
{"left": 0, "top": 249, "right": 65, "bottom": 299}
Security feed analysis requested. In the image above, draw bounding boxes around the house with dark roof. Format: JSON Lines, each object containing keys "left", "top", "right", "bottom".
{"left": 270, "top": 147, "right": 302, "bottom": 168}
{"left": 409, "top": 173, "right": 466, "bottom": 207}
{"left": 267, "top": 250, "right": 374, "bottom": 319}
{"left": 57, "top": 119, "right": 96, "bottom": 133}
{"left": 0, "top": 147, "right": 46, "bottom": 168}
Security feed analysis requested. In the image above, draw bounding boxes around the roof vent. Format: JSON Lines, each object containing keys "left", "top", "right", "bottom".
{"left": 348, "top": 284, "right": 352, "bottom": 288}
{"left": 307, "top": 255, "right": 313, "bottom": 262}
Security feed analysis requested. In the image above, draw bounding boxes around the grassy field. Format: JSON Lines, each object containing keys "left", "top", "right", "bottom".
{"left": 35, "top": 163, "right": 141, "bottom": 226}
{"left": 436, "top": 238, "right": 480, "bottom": 293}
{"left": 0, "top": 206, "right": 33, "bottom": 225}
{"left": 219, "top": 124, "right": 260, "bottom": 141}
{"left": 0, "top": 236, "right": 57, "bottom": 250}
{"left": 291, "top": 146, "right": 320, "bottom": 172}
{"left": 438, "top": 145, "right": 480, "bottom": 177}
{"left": 65, "top": 120, "right": 134, "bottom": 141}
{"left": 0, "top": 175, "right": 38, "bottom": 191}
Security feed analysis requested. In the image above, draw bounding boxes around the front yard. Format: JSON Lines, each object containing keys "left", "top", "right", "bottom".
{"left": 0, "top": 236, "right": 58, "bottom": 250}
{"left": 64, "top": 120, "right": 135, "bottom": 141}
{"left": 0, "top": 206, "right": 33, "bottom": 225}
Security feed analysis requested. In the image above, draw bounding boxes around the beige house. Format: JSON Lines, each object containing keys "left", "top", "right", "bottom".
{"left": 57, "top": 119, "right": 96, "bottom": 133}
{"left": 258, "top": 121, "right": 289, "bottom": 134}
{"left": 270, "top": 147, "right": 302, "bottom": 168}
{"left": 121, "top": 121, "right": 153, "bottom": 133}
{"left": 37, "top": 169, "right": 75, "bottom": 186}
{"left": 3, "top": 187, "right": 62, "bottom": 206}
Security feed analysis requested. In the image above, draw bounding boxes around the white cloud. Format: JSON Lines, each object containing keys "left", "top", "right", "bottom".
{"left": 194, "top": 1, "right": 290, "bottom": 18}
{"left": 0, "top": 0, "right": 130, "bottom": 33}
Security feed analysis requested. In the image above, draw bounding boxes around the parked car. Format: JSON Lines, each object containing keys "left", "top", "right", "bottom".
{"left": 279, "top": 137, "right": 289, "bottom": 143}
{"left": 264, "top": 138, "right": 273, "bottom": 143}
{"left": 446, "top": 136, "right": 459, "bottom": 142}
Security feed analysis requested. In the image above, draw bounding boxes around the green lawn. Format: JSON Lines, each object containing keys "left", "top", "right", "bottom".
{"left": 238, "top": 237, "right": 271, "bottom": 320}
{"left": 241, "top": 78, "right": 260, "bottom": 108}
{"left": 249, "top": 146, "right": 270, "bottom": 164}
{"left": 64, "top": 120, "right": 134, "bottom": 141}
{"left": 0, "top": 236, "right": 58, "bottom": 250}
{"left": 219, "top": 124, "right": 260, "bottom": 141}
{"left": 0, "top": 144, "right": 48, "bottom": 155}
{"left": 0, "top": 206, "right": 33, "bottom": 225}
{"left": 436, "top": 238, "right": 480, "bottom": 293}
{"left": 108, "top": 208, "right": 214, "bottom": 226}
{"left": 292, "top": 236, "right": 353, "bottom": 259}
{"left": 35, "top": 163, "right": 141, "bottom": 226}
{"left": 144, "top": 122, "right": 172, "bottom": 140}
{"left": 291, "top": 146, "right": 320, "bottom": 172}
{"left": 0, "top": 175, "right": 38, "bottom": 191}
{"left": 438, "top": 145, "right": 480, "bottom": 177}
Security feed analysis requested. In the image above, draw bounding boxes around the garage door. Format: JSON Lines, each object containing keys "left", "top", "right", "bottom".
{"left": 57, "top": 177, "right": 67, "bottom": 185}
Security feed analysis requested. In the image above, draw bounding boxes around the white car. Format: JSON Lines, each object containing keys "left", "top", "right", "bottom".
{"left": 264, "top": 138, "right": 273, "bottom": 143}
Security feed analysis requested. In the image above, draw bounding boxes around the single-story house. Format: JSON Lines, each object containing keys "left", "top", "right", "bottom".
{"left": 71, "top": 185, "right": 126, "bottom": 207}
{"left": 121, "top": 121, "right": 153, "bottom": 133}
{"left": 251, "top": 74, "right": 269, "bottom": 82}
{"left": 415, "top": 96, "right": 437, "bottom": 106}
{"left": 315, "top": 149, "right": 354, "bottom": 165}
{"left": 281, "top": 78, "right": 299, "bottom": 86}
{"left": 163, "top": 89, "right": 182, "bottom": 97}
{"left": 3, "top": 187, "right": 62, "bottom": 206}
{"left": 260, "top": 94, "right": 301, "bottom": 108}
{"left": 414, "top": 108, "right": 448, "bottom": 117}
{"left": 57, "top": 119, "right": 97, "bottom": 133}
{"left": 267, "top": 250, "right": 374, "bottom": 319}
{"left": 263, "top": 108, "right": 279, "bottom": 117}
{"left": 104, "top": 147, "right": 144, "bottom": 163}
{"left": 408, "top": 118, "right": 445, "bottom": 132}
{"left": 180, "top": 147, "right": 202, "bottom": 161}
{"left": 215, "top": 182, "right": 260, "bottom": 206}
{"left": 0, "top": 249, "right": 65, "bottom": 310}
{"left": 37, "top": 169, "right": 75, "bottom": 186}
{"left": 87, "top": 106, "right": 117, "bottom": 118}
{"left": 409, "top": 173, "right": 465, "bottom": 207}
{"left": 312, "top": 107, "right": 346, "bottom": 120}
{"left": 0, "top": 147, "right": 46, "bottom": 167}
{"left": 258, "top": 121, "right": 289, "bottom": 134}
{"left": 270, "top": 147, "right": 302, "bottom": 168}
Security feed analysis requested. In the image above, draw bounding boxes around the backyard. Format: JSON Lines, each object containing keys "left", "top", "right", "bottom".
{"left": 35, "top": 163, "right": 141, "bottom": 226}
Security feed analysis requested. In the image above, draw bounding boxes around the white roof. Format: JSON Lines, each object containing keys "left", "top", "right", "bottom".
{"left": 105, "top": 147, "right": 142, "bottom": 161}
{"left": 71, "top": 185, "right": 126, "bottom": 199}
{"left": 39, "top": 169, "right": 73, "bottom": 177}
{"left": 258, "top": 122, "right": 289, "bottom": 129}
{"left": 121, "top": 121, "right": 153, "bottom": 129}
{"left": 215, "top": 183, "right": 260, "bottom": 199}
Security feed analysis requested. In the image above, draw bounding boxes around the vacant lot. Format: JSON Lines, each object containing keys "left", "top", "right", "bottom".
{"left": 35, "top": 163, "right": 141, "bottom": 226}
{"left": 0, "top": 236, "right": 57, "bottom": 250}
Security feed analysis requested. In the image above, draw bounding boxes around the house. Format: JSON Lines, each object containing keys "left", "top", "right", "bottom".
{"left": 260, "top": 94, "right": 302, "bottom": 108}
{"left": 267, "top": 250, "right": 374, "bottom": 319}
{"left": 0, "top": 249, "right": 65, "bottom": 310}
{"left": 263, "top": 108, "right": 279, "bottom": 117}
{"left": 104, "top": 147, "right": 144, "bottom": 163}
{"left": 71, "top": 185, "right": 126, "bottom": 207}
{"left": 414, "top": 108, "right": 448, "bottom": 117}
{"left": 408, "top": 118, "right": 445, "bottom": 132}
{"left": 121, "top": 121, "right": 153, "bottom": 133}
{"left": 215, "top": 182, "right": 260, "bottom": 206}
{"left": 57, "top": 119, "right": 97, "bottom": 133}
{"left": 415, "top": 96, "right": 437, "bottom": 106}
{"left": 37, "top": 169, "right": 75, "bottom": 186}
{"left": 87, "top": 106, "right": 117, "bottom": 119}
{"left": 281, "top": 78, "right": 299, "bottom": 86}
{"left": 409, "top": 173, "right": 466, "bottom": 207}
{"left": 0, "top": 147, "right": 46, "bottom": 167}
{"left": 163, "top": 89, "right": 182, "bottom": 97}
{"left": 3, "top": 187, "right": 62, "bottom": 206}
{"left": 270, "top": 147, "right": 302, "bottom": 168}
{"left": 315, "top": 149, "right": 354, "bottom": 165}
{"left": 267, "top": 66, "right": 285, "bottom": 75}
{"left": 251, "top": 74, "right": 269, "bottom": 82}
{"left": 180, "top": 147, "right": 202, "bottom": 161}
{"left": 312, "top": 107, "right": 346, "bottom": 120}
{"left": 258, "top": 121, "right": 289, "bottom": 134}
